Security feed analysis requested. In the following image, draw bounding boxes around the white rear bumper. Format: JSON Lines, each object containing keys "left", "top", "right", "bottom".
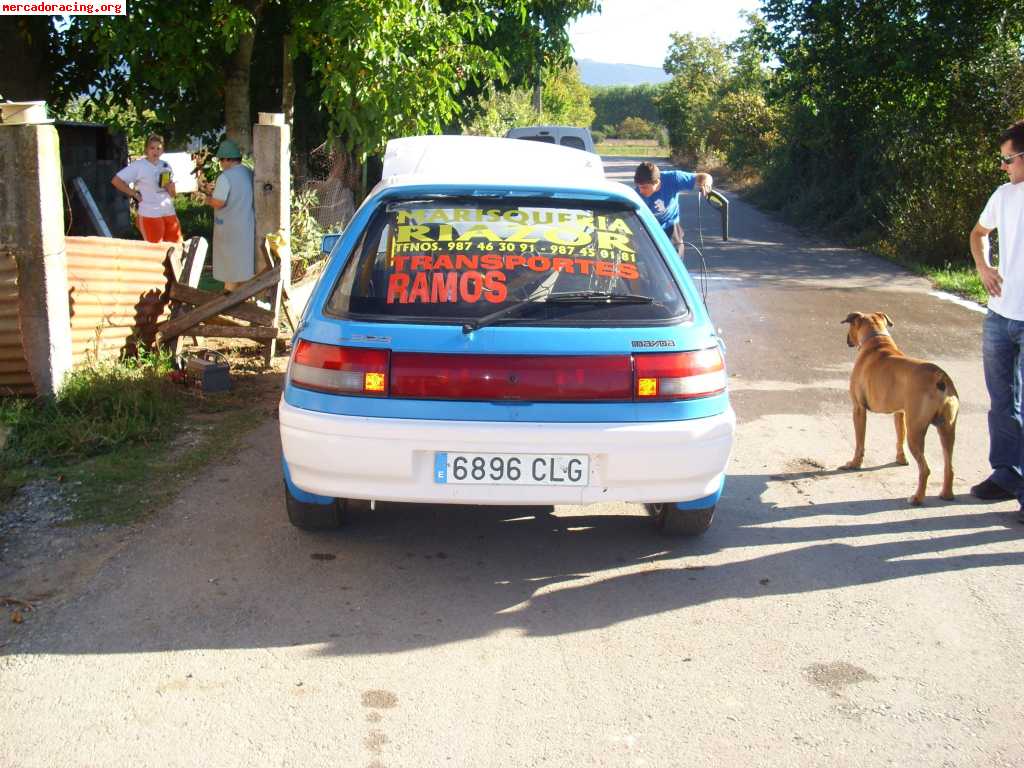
{"left": 279, "top": 398, "right": 735, "bottom": 505}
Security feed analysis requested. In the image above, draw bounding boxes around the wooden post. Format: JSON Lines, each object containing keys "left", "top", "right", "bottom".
{"left": 253, "top": 113, "right": 290, "bottom": 290}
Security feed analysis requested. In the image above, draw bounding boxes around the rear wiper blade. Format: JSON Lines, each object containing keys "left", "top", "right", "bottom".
{"left": 463, "top": 291, "right": 654, "bottom": 334}
{"left": 545, "top": 291, "right": 654, "bottom": 304}
{"left": 462, "top": 297, "right": 546, "bottom": 334}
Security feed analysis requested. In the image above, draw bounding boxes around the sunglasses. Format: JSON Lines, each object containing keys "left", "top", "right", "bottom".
{"left": 999, "top": 150, "right": 1024, "bottom": 164}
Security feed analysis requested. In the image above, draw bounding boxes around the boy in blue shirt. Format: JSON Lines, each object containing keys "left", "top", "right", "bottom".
{"left": 634, "top": 161, "right": 713, "bottom": 255}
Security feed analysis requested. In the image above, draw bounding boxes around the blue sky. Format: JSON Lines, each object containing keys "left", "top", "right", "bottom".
{"left": 569, "top": 0, "right": 762, "bottom": 69}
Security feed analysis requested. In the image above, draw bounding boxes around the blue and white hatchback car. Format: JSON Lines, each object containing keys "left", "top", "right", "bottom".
{"left": 279, "top": 135, "right": 734, "bottom": 535}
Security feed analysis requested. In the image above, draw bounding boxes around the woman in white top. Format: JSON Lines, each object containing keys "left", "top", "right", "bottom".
{"left": 111, "top": 133, "right": 182, "bottom": 243}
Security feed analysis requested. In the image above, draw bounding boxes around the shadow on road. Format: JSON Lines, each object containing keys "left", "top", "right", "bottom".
{"left": 17, "top": 470, "right": 1021, "bottom": 658}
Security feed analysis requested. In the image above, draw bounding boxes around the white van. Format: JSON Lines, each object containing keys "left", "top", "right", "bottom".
{"left": 505, "top": 125, "right": 597, "bottom": 154}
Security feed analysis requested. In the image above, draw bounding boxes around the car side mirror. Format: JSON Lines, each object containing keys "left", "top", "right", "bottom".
{"left": 321, "top": 233, "right": 342, "bottom": 256}
{"left": 704, "top": 189, "right": 729, "bottom": 241}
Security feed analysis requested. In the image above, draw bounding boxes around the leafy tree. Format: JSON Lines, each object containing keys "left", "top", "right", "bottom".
{"left": 616, "top": 116, "right": 659, "bottom": 140}
{"left": 589, "top": 84, "right": 663, "bottom": 129}
{"left": 44, "top": 0, "right": 597, "bottom": 183}
{"left": 705, "top": 12, "right": 778, "bottom": 170}
{"left": 463, "top": 63, "right": 595, "bottom": 136}
{"left": 708, "top": 90, "right": 779, "bottom": 170}
{"left": 537, "top": 64, "right": 596, "bottom": 127}
{"left": 657, "top": 33, "right": 730, "bottom": 158}
{"left": 462, "top": 86, "right": 537, "bottom": 137}
{"left": 61, "top": 95, "right": 159, "bottom": 155}
{"left": 757, "top": 0, "right": 1024, "bottom": 262}
{"left": 303, "top": 0, "right": 507, "bottom": 158}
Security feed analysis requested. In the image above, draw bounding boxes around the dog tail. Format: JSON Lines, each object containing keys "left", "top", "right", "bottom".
{"left": 933, "top": 369, "right": 960, "bottom": 427}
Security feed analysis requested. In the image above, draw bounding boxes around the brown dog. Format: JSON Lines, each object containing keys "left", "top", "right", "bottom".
{"left": 841, "top": 311, "right": 960, "bottom": 504}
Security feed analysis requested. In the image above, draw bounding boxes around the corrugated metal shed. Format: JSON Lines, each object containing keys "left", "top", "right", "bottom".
{"left": 65, "top": 237, "right": 175, "bottom": 366}
{"left": 0, "top": 237, "right": 176, "bottom": 395}
{"left": 0, "top": 248, "right": 33, "bottom": 395}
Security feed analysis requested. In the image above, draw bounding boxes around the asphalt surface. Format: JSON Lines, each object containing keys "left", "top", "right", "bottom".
{"left": 1, "top": 156, "right": 1022, "bottom": 767}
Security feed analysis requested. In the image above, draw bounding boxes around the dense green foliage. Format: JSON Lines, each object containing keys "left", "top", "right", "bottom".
{"left": 589, "top": 84, "right": 663, "bottom": 129}
{"left": 33, "top": 1, "right": 596, "bottom": 164}
{"left": 615, "top": 117, "right": 660, "bottom": 140}
{"left": 652, "top": 4, "right": 1024, "bottom": 267}
{"left": 0, "top": 354, "right": 181, "bottom": 465}
{"left": 657, "top": 33, "right": 731, "bottom": 161}
{"left": 289, "top": 188, "right": 327, "bottom": 280}
{"left": 755, "top": 0, "right": 1024, "bottom": 264}
{"left": 463, "top": 64, "right": 595, "bottom": 136}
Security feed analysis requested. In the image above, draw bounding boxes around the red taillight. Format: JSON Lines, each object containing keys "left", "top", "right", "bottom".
{"left": 290, "top": 341, "right": 389, "bottom": 396}
{"left": 634, "top": 348, "right": 726, "bottom": 400}
{"left": 390, "top": 353, "right": 633, "bottom": 401}
{"left": 289, "top": 344, "right": 726, "bottom": 402}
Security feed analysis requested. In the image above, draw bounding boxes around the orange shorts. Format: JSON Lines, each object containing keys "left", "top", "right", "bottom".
{"left": 138, "top": 215, "right": 181, "bottom": 243}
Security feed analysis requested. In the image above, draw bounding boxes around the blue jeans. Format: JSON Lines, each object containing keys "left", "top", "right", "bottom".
{"left": 982, "top": 309, "right": 1024, "bottom": 496}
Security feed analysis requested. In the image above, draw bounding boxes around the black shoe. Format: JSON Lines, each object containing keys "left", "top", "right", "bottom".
{"left": 970, "top": 479, "right": 1015, "bottom": 501}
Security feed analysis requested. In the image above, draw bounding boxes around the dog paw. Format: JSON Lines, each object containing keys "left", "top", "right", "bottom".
{"left": 895, "top": 455, "right": 909, "bottom": 466}
{"left": 908, "top": 495, "right": 924, "bottom": 506}
{"left": 940, "top": 492, "right": 955, "bottom": 501}
{"left": 840, "top": 461, "right": 862, "bottom": 470}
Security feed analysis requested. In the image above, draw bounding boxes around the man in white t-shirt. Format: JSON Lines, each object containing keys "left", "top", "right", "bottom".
{"left": 111, "top": 133, "right": 182, "bottom": 243}
{"left": 969, "top": 119, "right": 1024, "bottom": 523}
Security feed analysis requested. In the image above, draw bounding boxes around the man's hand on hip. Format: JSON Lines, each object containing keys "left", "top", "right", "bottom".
{"left": 978, "top": 263, "right": 1003, "bottom": 297}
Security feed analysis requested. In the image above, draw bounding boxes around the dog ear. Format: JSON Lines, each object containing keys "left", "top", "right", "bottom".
{"left": 882, "top": 313, "right": 894, "bottom": 327}
{"left": 841, "top": 312, "right": 860, "bottom": 325}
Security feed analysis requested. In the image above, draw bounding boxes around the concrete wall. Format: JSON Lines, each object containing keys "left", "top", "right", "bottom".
{"left": 0, "top": 123, "right": 71, "bottom": 397}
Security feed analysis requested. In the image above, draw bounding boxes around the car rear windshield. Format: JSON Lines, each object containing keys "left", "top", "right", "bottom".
{"left": 324, "top": 198, "right": 689, "bottom": 324}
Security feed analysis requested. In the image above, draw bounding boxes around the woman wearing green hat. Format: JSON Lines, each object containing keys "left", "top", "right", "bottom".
{"left": 203, "top": 139, "right": 255, "bottom": 291}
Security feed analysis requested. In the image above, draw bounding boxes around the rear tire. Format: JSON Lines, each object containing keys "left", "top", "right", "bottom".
{"left": 646, "top": 502, "right": 716, "bottom": 536}
{"left": 285, "top": 481, "right": 347, "bottom": 530}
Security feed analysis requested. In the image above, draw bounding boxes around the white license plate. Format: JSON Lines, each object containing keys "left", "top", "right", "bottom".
{"left": 434, "top": 452, "right": 589, "bottom": 486}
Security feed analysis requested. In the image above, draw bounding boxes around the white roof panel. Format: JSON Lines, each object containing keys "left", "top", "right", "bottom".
{"left": 381, "top": 135, "right": 605, "bottom": 186}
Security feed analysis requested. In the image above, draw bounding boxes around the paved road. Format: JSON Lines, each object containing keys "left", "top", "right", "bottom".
{"left": 2, "top": 157, "right": 1022, "bottom": 767}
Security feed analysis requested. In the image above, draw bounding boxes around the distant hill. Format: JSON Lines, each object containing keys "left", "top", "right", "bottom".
{"left": 577, "top": 59, "right": 671, "bottom": 87}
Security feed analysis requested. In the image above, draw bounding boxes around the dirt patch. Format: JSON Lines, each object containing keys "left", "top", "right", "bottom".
{"left": 804, "top": 661, "right": 878, "bottom": 695}
{"left": 362, "top": 689, "right": 399, "bottom": 709}
{"left": 0, "top": 342, "right": 286, "bottom": 647}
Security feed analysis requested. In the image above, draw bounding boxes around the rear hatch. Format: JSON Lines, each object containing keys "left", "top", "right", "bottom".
{"left": 285, "top": 197, "right": 727, "bottom": 422}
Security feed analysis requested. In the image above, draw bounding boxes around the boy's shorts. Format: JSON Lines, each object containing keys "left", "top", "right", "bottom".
{"left": 663, "top": 221, "right": 684, "bottom": 255}
{"left": 138, "top": 215, "right": 182, "bottom": 244}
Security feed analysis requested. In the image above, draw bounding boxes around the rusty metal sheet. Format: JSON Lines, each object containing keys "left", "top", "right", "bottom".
{"left": 0, "top": 249, "right": 31, "bottom": 395}
{"left": 65, "top": 236, "right": 174, "bottom": 360}
{"left": 2, "top": 237, "right": 175, "bottom": 397}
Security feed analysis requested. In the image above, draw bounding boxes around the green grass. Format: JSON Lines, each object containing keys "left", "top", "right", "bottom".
{"left": 55, "top": 408, "right": 259, "bottom": 525}
{"left": 175, "top": 195, "right": 213, "bottom": 243}
{"left": 922, "top": 264, "right": 988, "bottom": 304}
{"left": 596, "top": 143, "right": 668, "bottom": 157}
{"left": 1, "top": 352, "right": 269, "bottom": 526}
{"left": 1, "top": 352, "right": 182, "bottom": 464}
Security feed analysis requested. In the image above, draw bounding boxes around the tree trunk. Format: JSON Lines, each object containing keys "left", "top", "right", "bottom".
{"left": 533, "top": 63, "right": 542, "bottom": 116}
{"left": 223, "top": 2, "right": 264, "bottom": 154}
{"left": 224, "top": 30, "right": 256, "bottom": 153}
{"left": 281, "top": 32, "right": 295, "bottom": 125}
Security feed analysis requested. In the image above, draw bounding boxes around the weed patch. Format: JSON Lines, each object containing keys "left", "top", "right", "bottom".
{"left": 1, "top": 354, "right": 182, "bottom": 464}
{"left": 1, "top": 351, "right": 278, "bottom": 526}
